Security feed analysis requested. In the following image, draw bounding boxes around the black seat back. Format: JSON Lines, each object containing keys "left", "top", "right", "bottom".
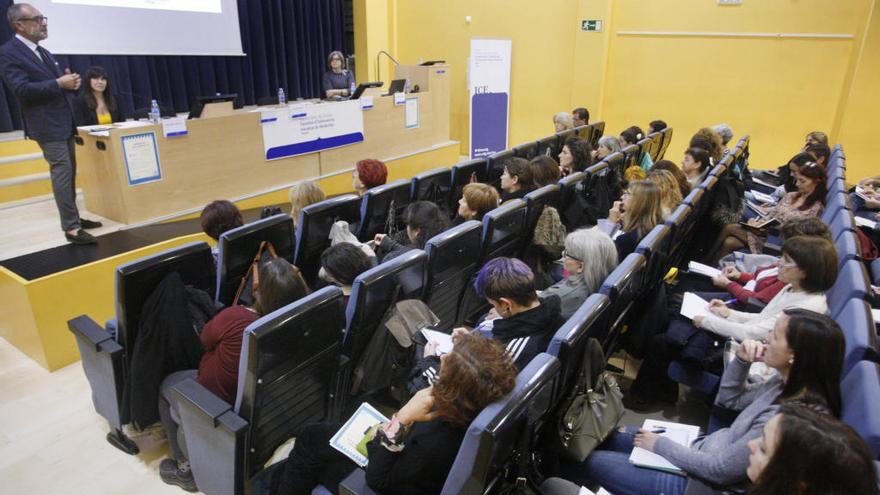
{"left": 522, "top": 185, "right": 562, "bottom": 250}
{"left": 116, "top": 241, "right": 215, "bottom": 353}
{"left": 411, "top": 167, "right": 452, "bottom": 210}
{"left": 598, "top": 253, "right": 647, "bottom": 351}
{"left": 536, "top": 135, "right": 559, "bottom": 161}
{"left": 215, "top": 214, "right": 295, "bottom": 306}
{"left": 657, "top": 127, "right": 673, "bottom": 160}
{"left": 635, "top": 224, "right": 672, "bottom": 293}
{"left": 294, "top": 194, "right": 361, "bottom": 285}
{"left": 356, "top": 179, "right": 412, "bottom": 241}
{"left": 513, "top": 141, "right": 539, "bottom": 160}
{"left": 588, "top": 121, "right": 605, "bottom": 148}
{"left": 555, "top": 128, "right": 576, "bottom": 151}
{"left": 235, "top": 286, "right": 346, "bottom": 480}
{"left": 342, "top": 249, "right": 428, "bottom": 367}
{"left": 423, "top": 220, "right": 483, "bottom": 330}
{"left": 450, "top": 159, "right": 489, "bottom": 213}
{"left": 547, "top": 293, "right": 612, "bottom": 401}
{"left": 487, "top": 149, "right": 515, "bottom": 190}
{"left": 481, "top": 199, "right": 528, "bottom": 261}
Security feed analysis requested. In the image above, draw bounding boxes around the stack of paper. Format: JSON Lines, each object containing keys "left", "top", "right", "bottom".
{"left": 688, "top": 261, "right": 722, "bottom": 278}
{"left": 629, "top": 419, "right": 701, "bottom": 475}
{"left": 680, "top": 292, "right": 713, "bottom": 321}
{"left": 855, "top": 216, "right": 878, "bottom": 230}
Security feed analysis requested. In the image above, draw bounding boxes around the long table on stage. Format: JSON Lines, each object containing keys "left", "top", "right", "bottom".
{"left": 75, "top": 64, "right": 451, "bottom": 225}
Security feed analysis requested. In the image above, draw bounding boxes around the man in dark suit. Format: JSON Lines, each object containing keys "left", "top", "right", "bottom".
{"left": 0, "top": 3, "right": 101, "bottom": 244}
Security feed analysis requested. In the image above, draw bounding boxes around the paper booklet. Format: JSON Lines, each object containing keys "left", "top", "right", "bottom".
{"left": 421, "top": 327, "right": 454, "bottom": 355}
{"left": 750, "top": 176, "right": 779, "bottom": 189}
{"left": 744, "top": 200, "right": 769, "bottom": 218}
{"left": 855, "top": 186, "right": 873, "bottom": 202}
{"left": 629, "top": 419, "right": 701, "bottom": 475}
{"left": 855, "top": 216, "right": 878, "bottom": 230}
{"left": 739, "top": 217, "right": 779, "bottom": 233}
{"left": 329, "top": 402, "right": 389, "bottom": 467}
{"left": 680, "top": 292, "right": 714, "bottom": 321}
{"left": 688, "top": 261, "right": 722, "bottom": 279}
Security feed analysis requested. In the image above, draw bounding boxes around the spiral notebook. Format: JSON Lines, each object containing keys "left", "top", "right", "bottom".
{"left": 629, "top": 419, "right": 701, "bottom": 475}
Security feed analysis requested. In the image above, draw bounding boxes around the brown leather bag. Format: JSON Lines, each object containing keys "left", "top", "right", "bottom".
{"left": 232, "top": 241, "right": 278, "bottom": 306}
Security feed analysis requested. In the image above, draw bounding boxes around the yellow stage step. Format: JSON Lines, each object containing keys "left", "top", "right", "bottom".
{"left": 0, "top": 138, "right": 41, "bottom": 157}
{"left": 0, "top": 138, "right": 52, "bottom": 204}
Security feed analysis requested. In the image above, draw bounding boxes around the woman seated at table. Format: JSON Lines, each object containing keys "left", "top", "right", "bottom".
{"left": 73, "top": 66, "right": 124, "bottom": 126}
{"left": 323, "top": 50, "right": 355, "bottom": 99}
{"left": 271, "top": 332, "right": 518, "bottom": 495}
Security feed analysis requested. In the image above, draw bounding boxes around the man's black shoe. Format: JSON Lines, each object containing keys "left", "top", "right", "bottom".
{"left": 79, "top": 218, "right": 103, "bottom": 229}
{"left": 65, "top": 229, "right": 97, "bottom": 244}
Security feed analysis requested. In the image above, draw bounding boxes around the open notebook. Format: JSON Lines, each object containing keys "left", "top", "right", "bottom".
{"left": 329, "top": 403, "right": 389, "bottom": 467}
{"left": 629, "top": 419, "right": 701, "bottom": 475}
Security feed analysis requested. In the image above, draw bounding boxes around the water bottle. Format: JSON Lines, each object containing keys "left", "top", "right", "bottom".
{"left": 149, "top": 99, "right": 160, "bottom": 124}
{"left": 349, "top": 80, "right": 356, "bottom": 97}
{"left": 277, "top": 88, "right": 286, "bottom": 106}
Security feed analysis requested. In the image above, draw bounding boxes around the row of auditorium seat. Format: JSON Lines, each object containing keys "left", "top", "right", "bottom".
{"left": 666, "top": 146, "right": 880, "bottom": 460}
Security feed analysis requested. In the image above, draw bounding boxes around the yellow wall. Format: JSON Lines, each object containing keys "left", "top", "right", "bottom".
{"left": 363, "top": 0, "right": 878, "bottom": 176}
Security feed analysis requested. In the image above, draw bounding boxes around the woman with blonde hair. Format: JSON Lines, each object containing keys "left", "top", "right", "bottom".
{"left": 607, "top": 180, "right": 664, "bottom": 261}
{"left": 553, "top": 112, "right": 574, "bottom": 132}
{"left": 289, "top": 181, "right": 326, "bottom": 226}
{"left": 647, "top": 169, "right": 683, "bottom": 218}
{"left": 454, "top": 182, "right": 500, "bottom": 224}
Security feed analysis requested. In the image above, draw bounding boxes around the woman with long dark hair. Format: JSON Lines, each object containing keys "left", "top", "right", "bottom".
{"left": 747, "top": 404, "right": 878, "bottom": 495}
{"left": 563, "top": 309, "right": 846, "bottom": 495}
{"left": 73, "top": 66, "right": 124, "bottom": 125}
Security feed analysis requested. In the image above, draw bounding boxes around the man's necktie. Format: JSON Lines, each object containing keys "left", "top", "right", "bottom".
{"left": 36, "top": 46, "right": 57, "bottom": 76}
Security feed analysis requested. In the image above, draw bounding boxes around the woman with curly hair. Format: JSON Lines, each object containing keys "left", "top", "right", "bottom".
{"left": 558, "top": 138, "right": 593, "bottom": 177}
{"left": 273, "top": 332, "right": 518, "bottom": 495}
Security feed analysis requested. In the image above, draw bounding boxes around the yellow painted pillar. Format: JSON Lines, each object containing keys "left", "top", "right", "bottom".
{"left": 353, "top": 0, "right": 397, "bottom": 89}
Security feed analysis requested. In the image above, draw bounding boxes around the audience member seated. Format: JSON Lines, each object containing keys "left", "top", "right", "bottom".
{"left": 353, "top": 159, "right": 388, "bottom": 196}
{"left": 567, "top": 309, "right": 845, "bottom": 494}
{"left": 322, "top": 50, "right": 355, "bottom": 99}
{"left": 764, "top": 152, "right": 818, "bottom": 202}
{"left": 500, "top": 157, "right": 536, "bottom": 202}
{"left": 73, "top": 65, "right": 124, "bottom": 126}
{"left": 708, "top": 159, "right": 826, "bottom": 262}
{"left": 410, "top": 257, "right": 564, "bottom": 392}
{"left": 651, "top": 160, "right": 691, "bottom": 198}
{"left": 709, "top": 219, "right": 832, "bottom": 305}
{"left": 852, "top": 175, "right": 880, "bottom": 216}
{"left": 158, "top": 258, "right": 311, "bottom": 491}
{"left": 606, "top": 180, "right": 664, "bottom": 262}
{"left": 318, "top": 243, "right": 376, "bottom": 304}
{"left": 628, "top": 235, "right": 837, "bottom": 409}
{"left": 746, "top": 404, "right": 878, "bottom": 495}
{"left": 647, "top": 169, "right": 684, "bottom": 219}
{"left": 271, "top": 332, "right": 518, "bottom": 495}
{"left": 591, "top": 135, "right": 621, "bottom": 163}
{"left": 690, "top": 127, "right": 725, "bottom": 166}
{"left": 802, "top": 130, "right": 828, "bottom": 149}
{"left": 529, "top": 155, "right": 562, "bottom": 187}
{"left": 453, "top": 182, "right": 500, "bottom": 225}
{"left": 554, "top": 111, "right": 574, "bottom": 132}
{"left": 713, "top": 123, "right": 734, "bottom": 155}
{"left": 572, "top": 107, "right": 590, "bottom": 127}
{"left": 200, "top": 200, "right": 244, "bottom": 260}
{"left": 541, "top": 228, "right": 617, "bottom": 319}
{"left": 647, "top": 119, "right": 667, "bottom": 134}
{"left": 680, "top": 147, "right": 712, "bottom": 189}
{"left": 559, "top": 138, "right": 593, "bottom": 177}
{"left": 804, "top": 142, "right": 830, "bottom": 169}
{"left": 374, "top": 201, "right": 449, "bottom": 261}
{"left": 619, "top": 125, "right": 653, "bottom": 171}
{"left": 289, "top": 180, "right": 326, "bottom": 227}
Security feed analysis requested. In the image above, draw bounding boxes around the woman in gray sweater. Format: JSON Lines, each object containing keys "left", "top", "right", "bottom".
{"left": 561, "top": 309, "right": 844, "bottom": 495}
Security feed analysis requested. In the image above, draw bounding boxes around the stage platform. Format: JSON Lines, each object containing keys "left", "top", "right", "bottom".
{"left": 0, "top": 140, "right": 460, "bottom": 371}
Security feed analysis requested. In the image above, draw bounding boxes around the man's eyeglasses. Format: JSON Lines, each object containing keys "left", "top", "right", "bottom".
{"left": 19, "top": 16, "right": 48, "bottom": 24}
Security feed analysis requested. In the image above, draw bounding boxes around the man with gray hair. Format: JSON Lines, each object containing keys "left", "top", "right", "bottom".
{"left": 713, "top": 123, "right": 735, "bottom": 150}
{"left": 1, "top": 3, "right": 101, "bottom": 244}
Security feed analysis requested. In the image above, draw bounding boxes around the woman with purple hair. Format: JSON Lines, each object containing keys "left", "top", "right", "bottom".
{"left": 408, "top": 257, "right": 565, "bottom": 393}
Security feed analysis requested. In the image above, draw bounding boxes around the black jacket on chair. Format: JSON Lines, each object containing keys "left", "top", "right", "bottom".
{"left": 72, "top": 93, "right": 124, "bottom": 126}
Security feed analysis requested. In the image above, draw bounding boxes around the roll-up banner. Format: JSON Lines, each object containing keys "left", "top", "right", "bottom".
{"left": 469, "top": 39, "right": 512, "bottom": 159}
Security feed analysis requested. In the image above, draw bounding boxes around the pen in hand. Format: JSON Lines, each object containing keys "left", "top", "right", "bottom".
{"left": 650, "top": 428, "right": 667, "bottom": 434}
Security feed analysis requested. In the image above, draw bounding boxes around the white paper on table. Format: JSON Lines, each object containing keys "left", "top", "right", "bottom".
{"left": 360, "top": 95, "right": 374, "bottom": 110}
{"left": 855, "top": 216, "right": 878, "bottom": 230}
{"left": 629, "top": 419, "right": 700, "bottom": 475}
{"left": 421, "top": 328, "right": 453, "bottom": 355}
{"left": 162, "top": 116, "right": 188, "bottom": 138}
{"left": 680, "top": 292, "right": 713, "bottom": 321}
{"left": 405, "top": 97, "right": 419, "bottom": 129}
{"left": 121, "top": 132, "right": 162, "bottom": 186}
{"left": 393, "top": 92, "right": 406, "bottom": 105}
{"left": 688, "top": 261, "right": 722, "bottom": 278}
{"left": 113, "top": 120, "right": 152, "bottom": 129}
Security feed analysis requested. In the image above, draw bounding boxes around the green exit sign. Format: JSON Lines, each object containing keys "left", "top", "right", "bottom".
{"left": 581, "top": 19, "right": 603, "bottom": 32}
